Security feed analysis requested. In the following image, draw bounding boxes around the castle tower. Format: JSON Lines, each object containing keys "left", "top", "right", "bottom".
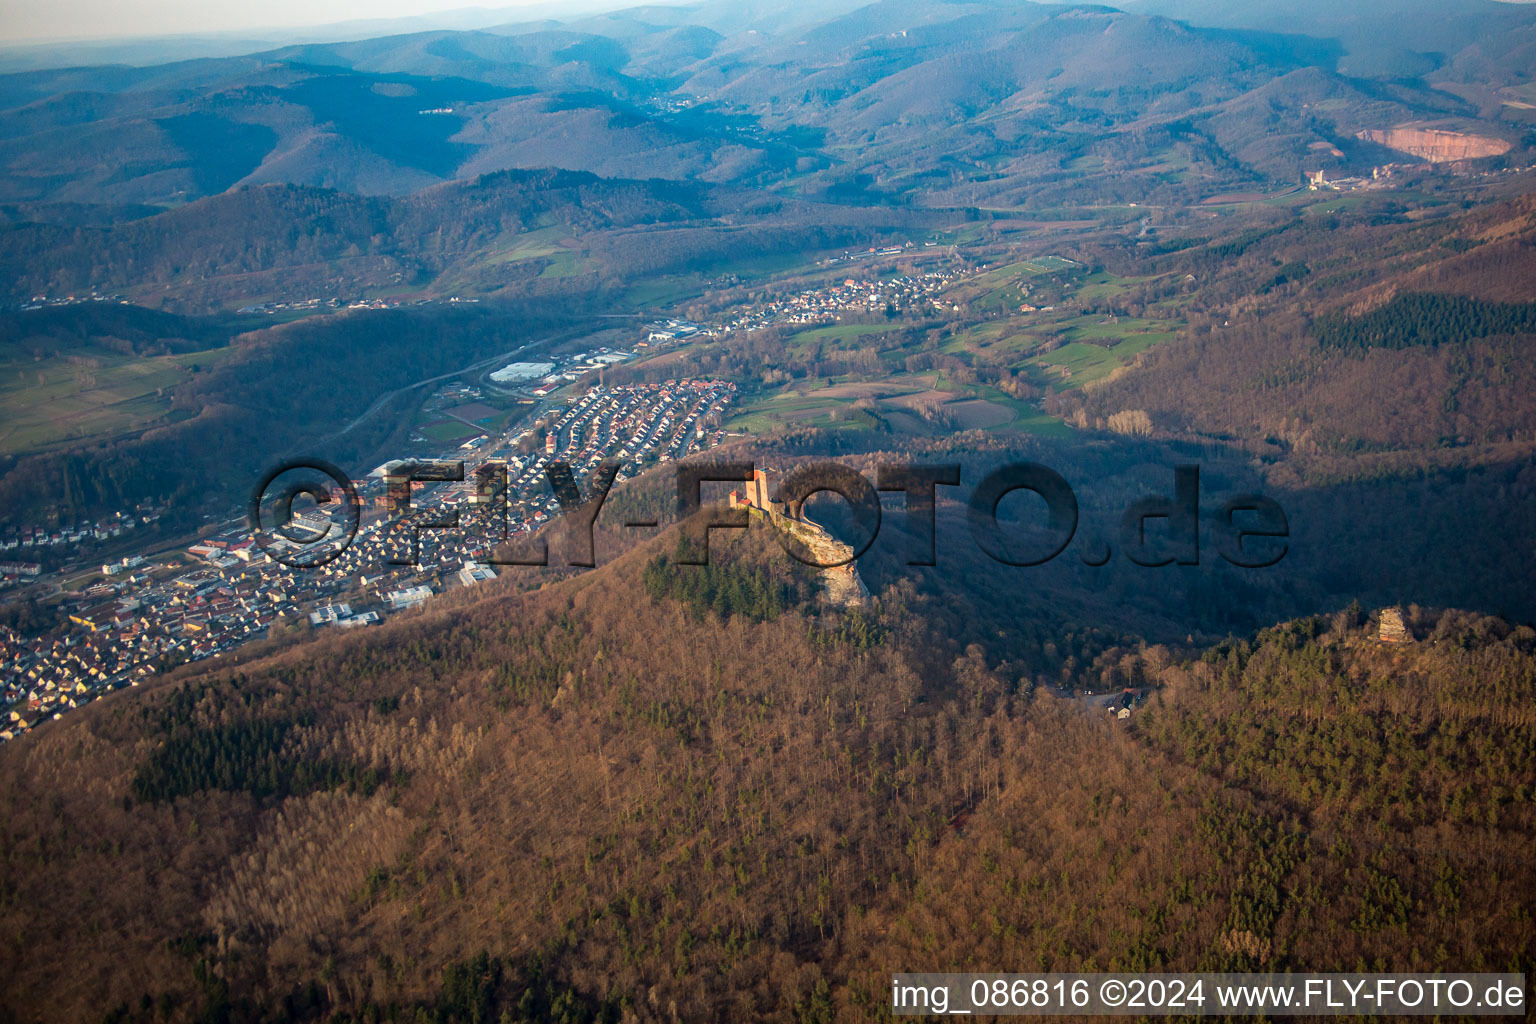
{"left": 751, "top": 468, "right": 780, "bottom": 516}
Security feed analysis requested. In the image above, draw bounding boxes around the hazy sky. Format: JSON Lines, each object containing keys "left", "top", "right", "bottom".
{"left": 0, "top": 0, "right": 565, "bottom": 44}
{"left": 7, "top": 0, "right": 1536, "bottom": 46}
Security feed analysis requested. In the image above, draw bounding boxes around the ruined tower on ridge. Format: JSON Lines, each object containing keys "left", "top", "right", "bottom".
{"left": 1378, "top": 607, "right": 1412, "bottom": 643}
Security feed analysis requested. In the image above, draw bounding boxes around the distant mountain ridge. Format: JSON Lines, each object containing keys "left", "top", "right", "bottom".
{"left": 0, "top": 0, "right": 1529, "bottom": 211}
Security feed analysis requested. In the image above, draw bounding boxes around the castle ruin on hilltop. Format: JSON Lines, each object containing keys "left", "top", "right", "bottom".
{"left": 729, "top": 468, "right": 869, "bottom": 607}
{"left": 1378, "top": 606, "right": 1413, "bottom": 643}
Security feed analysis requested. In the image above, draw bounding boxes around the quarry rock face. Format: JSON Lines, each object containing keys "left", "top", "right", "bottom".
{"left": 1356, "top": 127, "right": 1511, "bottom": 162}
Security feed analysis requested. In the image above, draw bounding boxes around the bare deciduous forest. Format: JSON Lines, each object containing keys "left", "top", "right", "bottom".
{"left": 3, "top": 1, "right": 1536, "bottom": 1019}
{"left": 1, "top": 523, "right": 1531, "bottom": 1022}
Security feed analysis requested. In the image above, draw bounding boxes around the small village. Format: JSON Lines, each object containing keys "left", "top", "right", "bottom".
{"left": 710, "top": 268, "right": 966, "bottom": 335}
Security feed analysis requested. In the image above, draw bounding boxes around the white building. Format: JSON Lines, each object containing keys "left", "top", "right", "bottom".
{"left": 309, "top": 604, "right": 353, "bottom": 626}
{"left": 490, "top": 361, "right": 557, "bottom": 383}
{"left": 387, "top": 586, "right": 433, "bottom": 610}
{"left": 457, "top": 563, "right": 496, "bottom": 588}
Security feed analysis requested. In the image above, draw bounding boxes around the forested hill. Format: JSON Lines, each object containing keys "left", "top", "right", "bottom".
{"left": 1065, "top": 193, "right": 1536, "bottom": 479}
{"left": 0, "top": 302, "right": 577, "bottom": 529}
{"left": 0, "top": 173, "right": 918, "bottom": 309}
{"left": 2, "top": 0, "right": 1530, "bottom": 216}
{"left": 0, "top": 520, "right": 1530, "bottom": 1022}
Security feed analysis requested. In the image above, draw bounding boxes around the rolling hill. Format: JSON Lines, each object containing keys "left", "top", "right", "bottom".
{"left": 1, "top": 6, "right": 1535, "bottom": 1021}
{"left": 1118, "top": 0, "right": 1536, "bottom": 80}
{"left": 1066, "top": 192, "right": 1536, "bottom": 473}
{"left": 0, "top": 0, "right": 1530, "bottom": 213}
{"left": 0, "top": 169, "right": 921, "bottom": 309}
{"left": 0, "top": 517, "right": 1529, "bottom": 1022}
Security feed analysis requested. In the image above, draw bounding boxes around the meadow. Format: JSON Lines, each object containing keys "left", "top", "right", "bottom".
{"left": 0, "top": 342, "right": 235, "bottom": 457}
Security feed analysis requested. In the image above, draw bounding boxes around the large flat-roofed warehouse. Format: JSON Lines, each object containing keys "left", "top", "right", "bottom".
{"left": 490, "top": 361, "right": 556, "bottom": 383}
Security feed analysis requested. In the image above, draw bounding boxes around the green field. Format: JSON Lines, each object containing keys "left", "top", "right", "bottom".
{"left": 792, "top": 322, "right": 898, "bottom": 347}
{"left": 973, "top": 387, "right": 1075, "bottom": 439}
{"left": 728, "top": 395, "right": 884, "bottom": 435}
{"left": 485, "top": 224, "right": 570, "bottom": 265}
{"left": 935, "top": 321, "right": 1031, "bottom": 356}
{"left": 717, "top": 252, "right": 1178, "bottom": 442}
{"left": 725, "top": 376, "right": 927, "bottom": 435}
{"left": 417, "top": 420, "right": 485, "bottom": 443}
{"left": 934, "top": 285, "right": 1180, "bottom": 387}
{"left": 622, "top": 272, "right": 717, "bottom": 308}
{"left": 623, "top": 251, "right": 824, "bottom": 309}
{"left": 1029, "top": 337, "right": 1152, "bottom": 388}
{"left": 538, "top": 249, "right": 587, "bottom": 279}
{"left": 1073, "top": 270, "right": 1154, "bottom": 304}
{"left": 725, "top": 370, "right": 1080, "bottom": 441}
{"left": 1019, "top": 315, "right": 1176, "bottom": 389}
{"left": 0, "top": 344, "right": 235, "bottom": 457}
{"left": 635, "top": 245, "right": 1180, "bottom": 444}
{"left": 947, "top": 256, "right": 1086, "bottom": 314}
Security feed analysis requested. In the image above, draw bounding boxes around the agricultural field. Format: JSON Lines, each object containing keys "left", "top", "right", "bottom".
{"left": 710, "top": 251, "right": 1184, "bottom": 442}
{"left": 622, "top": 273, "right": 710, "bottom": 308}
{"left": 790, "top": 322, "right": 900, "bottom": 348}
{"left": 942, "top": 255, "right": 1085, "bottom": 315}
{"left": 728, "top": 372, "right": 1055, "bottom": 438}
{"left": 1027, "top": 330, "right": 1174, "bottom": 389}
{"left": 621, "top": 250, "right": 821, "bottom": 309}
{"left": 0, "top": 343, "right": 234, "bottom": 457}
{"left": 537, "top": 248, "right": 588, "bottom": 279}
{"left": 485, "top": 224, "right": 574, "bottom": 267}
{"left": 726, "top": 378, "right": 910, "bottom": 434}
{"left": 1072, "top": 270, "right": 1158, "bottom": 304}
{"left": 726, "top": 391, "right": 882, "bottom": 434}
{"left": 940, "top": 308, "right": 1178, "bottom": 387}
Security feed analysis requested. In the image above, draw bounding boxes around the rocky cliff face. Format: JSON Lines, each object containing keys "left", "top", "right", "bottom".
{"left": 773, "top": 515, "right": 869, "bottom": 607}
{"left": 1356, "top": 127, "right": 1511, "bottom": 161}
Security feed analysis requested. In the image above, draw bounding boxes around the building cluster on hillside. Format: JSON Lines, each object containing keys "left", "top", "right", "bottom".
{"left": 712, "top": 270, "right": 964, "bottom": 335}
{"left": 816, "top": 243, "right": 918, "bottom": 266}
{"left": 526, "top": 378, "right": 734, "bottom": 484}
{"left": 16, "top": 293, "right": 127, "bottom": 311}
{"left": 1, "top": 623, "right": 181, "bottom": 740}
{"left": 235, "top": 295, "right": 479, "bottom": 316}
{"left": 1, "top": 511, "right": 145, "bottom": 577}
{"left": 235, "top": 297, "right": 341, "bottom": 315}
{"left": 642, "top": 320, "right": 705, "bottom": 346}
{"left": 0, "top": 379, "right": 734, "bottom": 744}
{"left": 0, "top": 566, "right": 275, "bottom": 741}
